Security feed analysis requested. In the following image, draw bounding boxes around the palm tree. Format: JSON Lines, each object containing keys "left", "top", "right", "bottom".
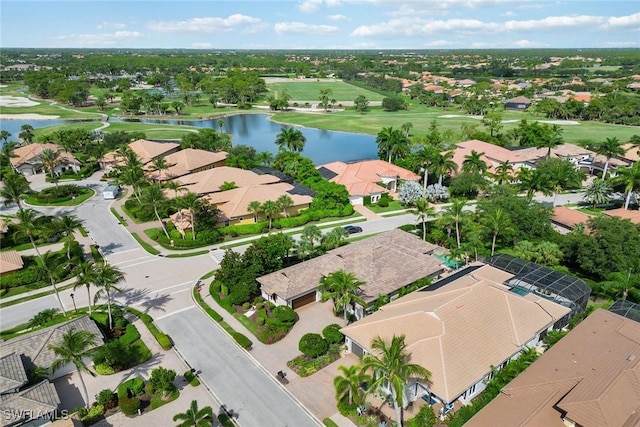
{"left": 92, "top": 263, "right": 125, "bottom": 330}
{"left": 277, "top": 194, "right": 294, "bottom": 218}
{"left": 217, "top": 119, "right": 225, "bottom": 132}
{"left": 414, "top": 145, "right": 439, "bottom": 190}
{"left": 177, "top": 192, "right": 203, "bottom": 240}
{"left": 74, "top": 260, "right": 97, "bottom": 315}
{"left": 462, "top": 150, "right": 487, "bottom": 174}
{"left": 594, "top": 137, "right": 625, "bottom": 178}
{"left": 261, "top": 200, "right": 280, "bottom": 230}
{"left": 118, "top": 166, "right": 145, "bottom": 202}
{"left": 412, "top": 198, "right": 435, "bottom": 241}
{"left": 360, "top": 335, "right": 431, "bottom": 427}
{"left": 493, "top": 160, "right": 514, "bottom": 185}
{"left": 1, "top": 171, "right": 31, "bottom": 210}
{"left": 301, "top": 224, "right": 322, "bottom": 249}
{"left": 334, "top": 365, "right": 370, "bottom": 406}
{"left": 54, "top": 214, "right": 83, "bottom": 259}
{"left": 444, "top": 198, "right": 467, "bottom": 248}
{"left": 247, "top": 200, "right": 262, "bottom": 223}
{"left": 18, "top": 124, "right": 34, "bottom": 144}
{"left": 537, "top": 125, "right": 563, "bottom": 159}
{"left": 0, "top": 130, "right": 11, "bottom": 144}
{"left": 257, "top": 151, "right": 273, "bottom": 166}
{"left": 275, "top": 127, "right": 306, "bottom": 153}
{"left": 613, "top": 162, "right": 640, "bottom": 210}
{"left": 141, "top": 184, "right": 171, "bottom": 239}
{"left": 376, "top": 127, "right": 400, "bottom": 163}
{"left": 431, "top": 151, "right": 458, "bottom": 185}
{"left": 40, "top": 148, "right": 61, "bottom": 188}
{"left": 602, "top": 270, "right": 640, "bottom": 301}
{"left": 164, "top": 180, "right": 185, "bottom": 198}
{"left": 582, "top": 179, "right": 612, "bottom": 208}
{"left": 150, "top": 156, "right": 171, "bottom": 181}
{"left": 48, "top": 328, "right": 98, "bottom": 409}
{"left": 401, "top": 122, "right": 413, "bottom": 138}
{"left": 173, "top": 400, "right": 214, "bottom": 427}
{"left": 15, "top": 208, "right": 66, "bottom": 315}
{"left": 319, "top": 269, "right": 366, "bottom": 324}
{"left": 481, "top": 208, "right": 513, "bottom": 256}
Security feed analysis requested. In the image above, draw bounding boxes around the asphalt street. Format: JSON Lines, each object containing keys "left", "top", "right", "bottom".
{"left": 157, "top": 307, "right": 321, "bottom": 427}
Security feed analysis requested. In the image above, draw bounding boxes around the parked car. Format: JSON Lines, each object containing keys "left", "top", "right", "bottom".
{"left": 343, "top": 225, "right": 363, "bottom": 234}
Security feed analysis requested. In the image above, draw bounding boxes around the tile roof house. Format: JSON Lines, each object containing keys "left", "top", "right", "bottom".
{"left": 604, "top": 208, "right": 640, "bottom": 224}
{"left": 146, "top": 148, "right": 228, "bottom": 181}
{"left": 467, "top": 309, "right": 640, "bottom": 427}
{"left": 203, "top": 182, "right": 313, "bottom": 226}
{"left": 10, "top": 143, "right": 81, "bottom": 176}
{"left": 504, "top": 96, "right": 532, "bottom": 110}
{"left": 551, "top": 207, "right": 592, "bottom": 233}
{"left": 317, "top": 160, "right": 420, "bottom": 205}
{"left": 0, "top": 251, "right": 24, "bottom": 275}
{"left": 101, "top": 139, "right": 180, "bottom": 169}
{"left": 341, "top": 263, "right": 571, "bottom": 406}
{"left": 621, "top": 143, "right": 639, "bottom": 163}
{"left": 257, "top": 230, "right": 444, "bottom": 312}
{"left": 168, "top": 209, "right": 194, "bottom": 237}
{"left": 0, "top": 379, "right": 60, "bottom": 427}
{"left": 175, "top": 166, "right": 280, "bottom": 196}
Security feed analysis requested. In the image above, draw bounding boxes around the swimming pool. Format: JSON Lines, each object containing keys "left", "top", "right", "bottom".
{"left": 432, "top": 253, "right": 463, "bottom": 269}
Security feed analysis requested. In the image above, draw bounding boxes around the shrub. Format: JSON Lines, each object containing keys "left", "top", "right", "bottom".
{"left": 95, "top": 363, "right": 115, "bottom": 375}
{"left": 299, "top": 333, "right": 328, "bottom": 358}
{"left": 273, "top": 305, "right": 296, "bottom": 324}
{"left": 119, "top": 324, "right": 140, "bottom": 346}
{"left": 146, "top": 228, "right": 160, "bottom": 241}
{"left": 95, "top": 389, "right": 116, "bottom": 406}
{"left": 144, "top": 382, "right": 155, "bottom": 395}
{"left": 221, "top": 284, "right": 229, "bottom": 296}
{"left": 232, "top": 332, "right": 253, "bottom": 349}
{"left": 81, "top": 404, "right": 105, "bottom": 425}
{"left": 118, "top": 397, "right": 140, "bottom": 416}
{"left": 377, "top": 193, "right": 389, "bottom": 207}
{"left": 256, "top": 316, "right": 265, "bottom": 326}
{"left": 156, "top": 333, "right": 173, "bottom": 350}
{"left": 117, "top": 377, "right": 144, "bottom": 399}
{"left": 322, "top": 324, "right": 344, "bottom": 345}
{"left": 407, "top": 405, "right": 437, "bottom": 427}
{"left": 242, "top": 302, "right": 251, "bottom": 310}
{"left": 149, "top": 367, "right": 177, "bottom": 396}
{"left": 255, "top": 302, "right": 263, "bottom": 310}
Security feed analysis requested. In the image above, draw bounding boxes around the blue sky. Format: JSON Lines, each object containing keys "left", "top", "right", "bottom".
{"left": 1, "top": 1, "right": 638, "bottom": 49}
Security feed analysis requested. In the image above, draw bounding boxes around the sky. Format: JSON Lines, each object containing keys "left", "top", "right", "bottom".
{"left": 1, "top": 0, "right": 639, "bottom": 50}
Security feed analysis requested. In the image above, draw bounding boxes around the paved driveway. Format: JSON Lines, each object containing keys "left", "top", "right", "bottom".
{"left": 157, "top": 306, "right": 321, "bottom": 427}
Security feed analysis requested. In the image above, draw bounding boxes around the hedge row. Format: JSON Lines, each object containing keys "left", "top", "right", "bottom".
{"left": 125, "top": 307, "right": 172, "bottom": 350}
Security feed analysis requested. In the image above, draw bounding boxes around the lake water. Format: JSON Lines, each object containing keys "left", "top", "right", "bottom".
{"left": 0, "top": 114, "right": 378, "bottom": 165}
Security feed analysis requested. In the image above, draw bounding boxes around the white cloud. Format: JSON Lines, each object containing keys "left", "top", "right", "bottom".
{"left": 327, "top": 14, "right": 350, "bottom": 21}
{"left": 274, "top": 22, "right": 340, "bottom": 35}
{"left": 96, "top": 21, "right": 126, "bottom": 30}
{"left": 191, "top": 42, "right": 213, "bottom": 49}
{"left": 299, "top": 0, "right": 341, "bottom": 12}
{"left": 57, "top": 31, "right": 143, "bottom": 46}
{"left": 148, "top": 14, "right": 263, "bottom": 33}
{"left": 512, "top": 39, "right": 546, "bottom": 47}
{"left": 351, "top": 17, "right": 499, "bottom": 37}
{"left": 501, "top": 10, "right": 516, "bottom": 17}
{"left": 606, "top": 12, "right": 640, "bottom": 28}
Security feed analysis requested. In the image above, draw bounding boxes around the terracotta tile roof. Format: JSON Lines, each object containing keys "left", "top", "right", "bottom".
{"left": 341, "top": 264, "right": 570, "bottom": 403}
{"left": 257, "top": 230, "right": 442, "bottom": 302}
{"left": 203, "top": 182, "right": 312, "bottom": 221}
{"left": 552, "top": 207, "right": 592, "bottom": 229}
{"left": 604, "top": 208, "right": 640, "bottom": 224}
{"left": 127, "top": 139, "right": 180, "bottom": 164}
{"left": 9, "top": 143, "right": 80, "bottom": 169}
{"left": 317, "top": 160, "right": 420, "bottom": 197}
{"left": 467, "top": 309, "right": 640, "bottom": 427}
{"left": 0, "top": 380, "right": 60, "bottom": 427}
{"left": 176, "top": 166, "right": 280, "bottom": 196}
{"left": 0, "top": 251, "right": 24, "bottom": 274}
{"left": 621, "top": 143, "right": 639, "bottom": 162}
{"left": 147, "top": 148, "right": 228, "bottom": 181}
{"left": 168, "top": 209, "right": 194, "bottom": 233}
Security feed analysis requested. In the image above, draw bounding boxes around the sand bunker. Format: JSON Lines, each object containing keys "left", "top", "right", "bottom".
{"left": 0, "top": 113, "right": 60, "bottom": 120}
{"left": 0, "top": 96, "right": 40, "bottom": 107}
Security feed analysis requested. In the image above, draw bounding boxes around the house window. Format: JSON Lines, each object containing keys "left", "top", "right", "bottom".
{"left": 253, "top": 215, "right": 258, "bottom": 223}
{"left": 224, "top": 220, "right": 230, "bottom": 227}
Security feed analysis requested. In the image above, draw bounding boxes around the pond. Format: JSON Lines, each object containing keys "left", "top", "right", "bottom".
{"left": 0, "top": 114, "right": 378, "bottom": 165}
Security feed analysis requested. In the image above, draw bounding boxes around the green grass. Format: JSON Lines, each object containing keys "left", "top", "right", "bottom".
{"left": 367, "top": 200, "right": 406, "bottom": 213}
{"left": 217, "top": 414, "right": 235, "bottom": 427}
{"left": 0, "top": 283, "right": 76, "bottom": 309}
{"left": 119, "top": 204, "right": 144, "bottom": 224}
{"left": 25, "top": 188, "right": 95, "bottom": 206}
{"left": 131, "top": 232, "right": 161, "bottom": 255}
{"left": 165, "top": 250, "right": 209, "bottom": 258}
{"left": 0, "top": 100, "right": 98, "bottom": 119}
{"left": 149, "top": 389, "right": 180, "bottom": 410}
{"left": 1, "top": 306, "right": 108, "bottom": 340}
{"left": 323, "top": 419, "right": 339, "bottom": 427}
{"left": 0, "top": 240, "right": 58, "bottom": 252}
{"left": 266, "top": 80, "right": 385, "bottom": 101}
{"left": 90, "top": 245, "right": 104, "bottom": 263}
{"left": 110, "top": 208, "right": 128, "bottom": 226}
{"left": 130, "top": 339, "right": 152, "bottom": 364}
{"left": 233, "top": 314, "right": 258, "bottom": 335}
{"left": 200, "top": 270, "right": 217, "bottom": 280}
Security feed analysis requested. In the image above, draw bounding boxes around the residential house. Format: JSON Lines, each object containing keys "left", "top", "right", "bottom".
{"left": 467, "top": 308, "right": 640, "bottom": 427}
{"left": 257, "top": 229, "right": 444, "bottom": 312}
{"left": 203, "top": 182, "right": 314, "bottom": 227}
{"left": 450, "top": 140, "right": 535, "bottom": 176}
{"left": 174, "top": 166, "right": 280, "bottom": 197}
{"left": 551, "top": 207, "right": 591, "bottom": 234}
{"left": 10, "top": 143, "right": 81, "bottom": 176}
{"left": 317, "top": 160, "right": 420, "bottom": 205}
{"left": 100, "top": 139, "right": 180, "bottom": 170}
{"left": 504, "top": 96, "right": 532, "bottom": 110}
{"left": 0, "top": 251, "right": 24, "bottom": 276}
{"left": 146, "top": 148, "right": 228, "bottom": 181}
{"left": 620, "top": 143, "right": 639, "bottom": 164}
{"left": 341, "top": 258, "right": 582, "bottom": 408}
{"left": 604, "top": 208, "right": 640, "bottom": 225}
{"left": 168, "top": 209, "right": 194, "bottom": 237}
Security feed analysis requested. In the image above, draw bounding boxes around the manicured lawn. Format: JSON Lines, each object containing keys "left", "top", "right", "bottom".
{"left": 109, "top": 208, "right": 128, "bottom": 226}
{"left": 131, "top": 232, "right": 161, "bottom": 255}
{"left": 25, "top": 188, "right": 95, "bottom": 206}
{"left": 0, "top": 101, "right": 98, "bottom": 119}
{"left": 266, "top": 80, "right": 385, "bottom": 101}
{"left": 165, "top": 250, "right": 209, "bottom": 258}
{"left": 0, "top": 283, "right": 76, "bottom": 309}
{"left": 367, "top": 200, "right": 406, "bottom": 213}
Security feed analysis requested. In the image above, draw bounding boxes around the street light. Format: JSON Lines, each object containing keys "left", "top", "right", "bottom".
{"left": 70, "top": 293, "right": 78, "bottom": 315}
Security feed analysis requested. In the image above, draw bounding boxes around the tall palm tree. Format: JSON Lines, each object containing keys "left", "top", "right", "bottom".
{"left": 177, "top": 192, "right": 203, "bottom": 240}
{"left": 18, "top": 124, "right": 34, "bottom": 144}
{"left": 602, "top": 270, "right": 640, "bottom": 302}
{"left": 40, "top": 148, "right": 61, "bottom": 188}
{"left": 431, "top": 151, "right": 458, "bottom": 185}
{"left": 118, "top": 166, "right": 145, "bottom": 202}
{"left": 319, "top": 269, "right": 366, "bottom": 324}
{"left": 48, "top": 328, "right": 97, "bottom": 409}
{"left": 613, "top": 162, "right": 640, "bottom": 210}
{"left": 261, "top": 200, "right": 280, "bottom": 230}
{"left": 414, "top": 145, "right": 439, "bottom": 190}
{"left": 92, "top": 263, "right": 125, "bottom": 330}
{"left": 0, "top": 130, "right": 11, "bottom": 144}
{"left": 247, "top": 200, "right": 262, "bottom": 223}
{"left": 150, "top": 156, "right": 171, "bottom": 181}
{"left": 74, "top": 260, "right": 97, "bottom": 315}
{"left": 412, "top": 198, "right": 435, "bottom": 241}
{"left": 537, "top": 125, "right": 563, "bottom": 159}
{"left": 164, "top": 180, "right": 185, "bottom": 198}
{"left": 462, "top": 150, "right": 487, "bottom": 174}
{"left": 376, "top": 127, "right": 399, "bottom": 163}
{"left": 141, "top": 184, "right": 170, "bottom": 239}
{"left": 15, "top": 208, "right": 66, "bottom": 315}
{"left": 595, "top": 137, "right": 625, "bottom": 179}
{"left": 493, "top": 160, "right": 514, "bottom": 185}
{"left": 277, "top": 194, "right": 294, "bottom": 218}
{"left": 582, "top": 179, "right": 612, "bottom": 208}
{"left": 334, "top": 365, "right": 370, "bottom": 406}
{"left": 361, "top": 335, "right": 431, "bottom": 427}
{"left": 444, "top": 198, "right": 467, "bottom": 248}
{"left": 53, "top": 214, "right": 83, "bottom": 259}
{"left": 1, "top": 171, "right": 31, "bottom": 210}
{"left": 275, "top": 127, "right": 306, "bottom": 153}
{"left": 257, "top": 151, "right": 273, "bottom": 166}
{"left": 301, "top": 224, "right": 322, "bottom": 249}
{"left": 173, "top": 400, "right": 214, "bottom": 427}
{"left": 481, "top": 208, "right": 513, "bottom": 256}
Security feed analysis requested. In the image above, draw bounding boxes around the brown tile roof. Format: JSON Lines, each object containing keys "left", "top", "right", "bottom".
{"left": 341, "top": 264, "right": 570, "bottom": 403}
{"left": 621, "top": 143, "right": 639, "bottom": 162}
{"left": 0, "top": 251, "right": 24, "bottom": 274}
{"left": 146, "top": 148, "right": 228, "bottom": 181}
{"left": 0, "top": 353, "right": 28, "bottom": 394}
{"left": 552, "top": 207, "right": 592, "bottom": 229}
{"left": 0, "top": 380, "right": 60, "bottom": 427}
{"left": 168, "top": 209, "right": 194, "bottom": 234}
{"left": 505, "top": 96, "right": 532, "bottom": 104}
{"left": 9, "top": 143, "right": 80, "bottom": 169}
{"left": 176, "top": 166, "right": 280, "bottom": 196}
{"left": 604, "top": 208, "right": 640, "bottom": 224}
{"left": 467, "top": 309, "right": 640, "bottom": 427}
{"left": 127, "top": 139, "right": 180, "bottom": 164}
{"left": 257, "top": 230, "right": 442, "bottom": 302}
{"left": 204, "top": 182, "right": 312, "bottom": 221}
{"left": 317, "top": 160, "right": 420, "bottom": 197}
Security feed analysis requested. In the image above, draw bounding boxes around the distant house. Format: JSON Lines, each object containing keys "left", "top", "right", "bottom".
{"left": 10, "top": 143, "right": 81, "bottom": 176}
{"left": 100, "top": 139, "right": 180, "bottom": 170}
{"left": 551, "top": 207, "right": 591, "bottom": 234}
{"left": 604, "top": 208, "right": 640, "bottom": 225}
{"left": 146, "top": 148, "right": 228, "bottom": 181}
{"left": 467, "top": 308, "right": 640, "bottom": 427}
{"left": 175, "top": 166, "right": 280, "bottom": 197}
{"left": 317, "top": 160, "right": 420, "bottom": 205}
{"left": 168, "top": 209, "right": 194, "bottom": 237}
{"left": 504, "top": 96, "right": 532, "bottom": 110}
{"left": 0, "top": 251, "right": 24, "bottom": 276}
{"left": 257, "top": 230, "right": 444, "bottom": 312}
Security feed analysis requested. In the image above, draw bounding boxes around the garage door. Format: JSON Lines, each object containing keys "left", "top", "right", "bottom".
{"left": 292, "top": 292, "right": 316, "bottom": 309}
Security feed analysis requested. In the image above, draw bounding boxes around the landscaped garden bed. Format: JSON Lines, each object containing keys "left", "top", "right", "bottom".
{"left": 287, "top": 325, "right": 345, "bottom": 377}
{"left": 25, "top": 184, "right": 94, "bottom": 206}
